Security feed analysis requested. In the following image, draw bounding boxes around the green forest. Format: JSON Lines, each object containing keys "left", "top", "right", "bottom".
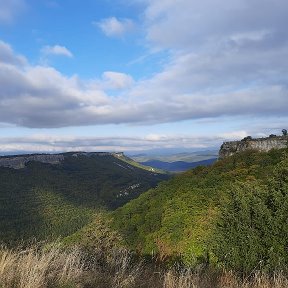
{"left": 113, "top": 148, "right": 288, "bottom": 272}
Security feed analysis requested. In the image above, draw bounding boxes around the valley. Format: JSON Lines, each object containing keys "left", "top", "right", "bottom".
{"left": 0, "top": 152, "right": 169, "bottom": 244}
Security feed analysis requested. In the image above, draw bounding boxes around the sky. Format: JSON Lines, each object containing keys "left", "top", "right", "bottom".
{"left": 0, "top": 0, "right": 287, "bottom": 154}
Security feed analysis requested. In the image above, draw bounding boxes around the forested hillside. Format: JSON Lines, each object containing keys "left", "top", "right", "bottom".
{"left": 113, "top": 148, "right": 288, "bottom": 271}
{"left": 0, "top": 152, "right": 168, "bottom": 245}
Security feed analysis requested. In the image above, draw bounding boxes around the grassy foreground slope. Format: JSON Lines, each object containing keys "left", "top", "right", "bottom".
{"left": 0, "top": 153, "right": 169, "bottom": 245}
{"left": 113, "top": 148, "right": 287, "bottom": 266}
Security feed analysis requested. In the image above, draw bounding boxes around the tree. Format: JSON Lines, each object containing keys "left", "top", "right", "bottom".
{"left": 213, "top": 151, "right": 288, "bottom": 274}
{"left": 282, "top": 129, "right": 287, "bottom": 136}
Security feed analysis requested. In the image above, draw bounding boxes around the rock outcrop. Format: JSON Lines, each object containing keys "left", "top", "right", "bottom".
{"left": 0, "top": 154, "right": 65, "bottom": 169}
{"left": 71, "top": 152, "right": 124, "bottom": 158}
{"left": 219, "top": 136, "right": 288, "bottom": 159}
{"left": 0, "top": 152, "right": 125, "bottom": 169}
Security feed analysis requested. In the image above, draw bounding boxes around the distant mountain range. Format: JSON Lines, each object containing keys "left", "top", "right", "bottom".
{"left": 128, "top": 149, "right": 218, "bottom": 172}
{"left": 129, "top": 149, "right": 218, "bottom": 163}
{"left": 140, "top": 158, "right": 217, "bottom": 172}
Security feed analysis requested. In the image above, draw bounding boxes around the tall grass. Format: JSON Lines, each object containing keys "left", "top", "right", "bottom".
{"left": 0, "top": 243, "right": 143, "bottom": 288}
{"left": 0, "top": 243, "right": 83, "bottom": 288}
{"left": 1, "top": 243, "right": 288, "bottom": 288}
{"left": 163, "top": 269, "right": 288, "bottom": 288}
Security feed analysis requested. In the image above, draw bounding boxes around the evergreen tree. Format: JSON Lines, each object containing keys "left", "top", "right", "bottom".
{"left": 214, "top": 152, "right": 288, "bottom": 273}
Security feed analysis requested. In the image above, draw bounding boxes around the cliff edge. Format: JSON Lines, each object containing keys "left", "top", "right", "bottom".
{"left": 0, "top": 152, "right": 125, "bottom": 169}
{"left": 219, "top": 136, "right": 288, "bottom": 159}
{"left": 0, "top": 154, "right": 65, "bottom": 169}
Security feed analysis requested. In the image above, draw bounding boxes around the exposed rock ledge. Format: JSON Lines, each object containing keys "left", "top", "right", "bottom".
{"left": 0, "top": 152, "right": 125, "bottom": 169}
{"left": 219, "top": 136, "right": 288, "bottom": 159}
{"left": 0, "top": 154, "right": 65, "bottom": 169}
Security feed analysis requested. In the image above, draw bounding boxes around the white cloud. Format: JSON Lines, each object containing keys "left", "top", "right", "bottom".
{"left": 219, "top": 131, "right": 248, "bottom": 140}
{"left": 142, "top": 0, "right": 288, "bottom": 50}
{"left": 41, "top": 45, "right": 73, "bottom": 58}
{"left": 102, "top": 71, "right": 134, "bottom": 89}
{"left": 1, "top": 0, "right": 288, "bottom": 128}
{"left": 0, "top": 41, "right": 27, "bottom": 65}
{"left": 0, "top": 0, "right": 26, "bottom": 24}
{"left": 144, "top": 134, "right": 168, "bottom": 141}
{"left": 138, "top": 0, "right": 288, "bottom": 99}
{"left": 0, "top": 38, "right": 287, "bottom": 129}
{"left": 1, "top": 122, "right": 287, "bottom": 154}
{"left": 0, "top": 134, "right": 229, "bottom": 154}
{"left": 229, "top": 30, "right": 272, "bottom": 45}
{"left": 95, "top": 17, "right": 134, "bottom": 38}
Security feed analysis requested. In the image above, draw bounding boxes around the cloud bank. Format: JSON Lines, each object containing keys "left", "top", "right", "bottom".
{"left": 0, "top": 0, "right": 287, "bottom": 129}
{"left": 0, "top": 132, "right": 245, "bottom": 154}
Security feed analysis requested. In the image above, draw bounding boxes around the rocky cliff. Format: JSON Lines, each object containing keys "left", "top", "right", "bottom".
{"left": 0, "top": 154, "right": 65, "bottom": 169}
{"left": 0, "top": 152, "right": 124, "bottom": 169}
{"left": 219, "top": 136, "right": 288, "bottom": 159}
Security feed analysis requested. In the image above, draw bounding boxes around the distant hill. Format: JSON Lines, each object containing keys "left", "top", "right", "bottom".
{"left": 130, "top": 150, "right": 218, "bottom": 163}
{"left": 0, "top": 152, "right": 169, "bottom": 244}
{"left": 141, "top": 158, "right": 217, "bottom": 172}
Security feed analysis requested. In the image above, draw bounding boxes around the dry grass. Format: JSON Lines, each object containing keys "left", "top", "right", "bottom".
{"left": 0, "top": 243, "right": 83, "bottom": 288}
{"left": 0, "top": 243, "right": 143, "bottom": 288}
{"left": 80, "top": 247, "right": 144, "bottom": 288}
{"left": 162, "top": 269, "right": 288, "bottom": 288}
{"left": 107, "top": 248, "right": 142, "bottom": 288}
{"left": 1, "top": 243, "right": 288, "bottom": 288}
{"left": 162, "top": 267, "right": 218, "bottom": 288}
{"left": 218, "top": 270, "right": 288, "bottom": 288}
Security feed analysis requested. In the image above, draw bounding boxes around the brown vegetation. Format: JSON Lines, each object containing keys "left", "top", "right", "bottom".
{"left": 1, "top": 243, "right": 288, "bottom": 288}
{"left": 0, "top": 243, "right": 83, "bottom": 288}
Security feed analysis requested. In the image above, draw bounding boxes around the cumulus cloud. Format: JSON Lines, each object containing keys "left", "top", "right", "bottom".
{"left": 140, "top": 0, "right": 288, "bottom": 90}
{"left": 95, "top": 17, "right": 134, "bottom": 38}
{"left": 0, "top": 0, "right": 26, "bottom": 24}
{"left": 41, "top": 45, "right": 73, "bottom": 58}
{"left": 143, "top": 0, "right": 288, "bottom": 50}
{"left": 0, "top": 41, "right": 27, "bottom": 65}
{"left": 140, "top": 0, "right": 288, "bottom": 83}
{"left": 0, "top": 0, "right": 287, "bottom": 129}
{"left": 0, "top": 36, "right": 287, "bottom": 128}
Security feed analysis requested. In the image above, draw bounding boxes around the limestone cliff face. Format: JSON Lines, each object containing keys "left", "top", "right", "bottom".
{"left": 219, "top": 136, "right": 288, "bottom": 159}
{"left": 71, "top": 152, "right": 124, "bottom": 158}
{"left": 0, "top": 154, "right": 65, "bottom": 169}
{"left": 0, "top": 152, "right": 125, "bottom": 169}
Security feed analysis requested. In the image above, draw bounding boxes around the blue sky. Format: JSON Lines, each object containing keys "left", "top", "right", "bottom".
{"left": 0, "top": 0, "right": 287, "bottom": 154}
